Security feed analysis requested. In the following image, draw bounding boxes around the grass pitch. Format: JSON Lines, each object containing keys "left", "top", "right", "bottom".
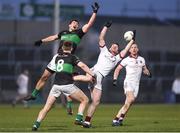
{"left": 0, "top": 104, "right": 180, "bottom": 132}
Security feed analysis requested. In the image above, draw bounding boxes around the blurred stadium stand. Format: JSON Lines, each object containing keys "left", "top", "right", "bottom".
{"left": 0, "top": 16, "right": 180, "bottom": 103}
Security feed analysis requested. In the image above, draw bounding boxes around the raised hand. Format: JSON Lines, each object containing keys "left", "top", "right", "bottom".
{"left": 104, "top": 21, "right": 112, "bottom": 28}
{"left": 91, "top": 2, "right": 99, "bottom": 13}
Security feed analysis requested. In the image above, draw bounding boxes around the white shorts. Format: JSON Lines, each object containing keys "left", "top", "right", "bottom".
{"left": 124, "top": 80, "right": 139, "bottom": 98}
{"left": 47, "top": 54, "right": 58, "bottom": 72}
{"left": 89, "top": 68, "right": 104, "bottom": 90}
{"left": 49, "top": 84, "right": 79, "bottom": 98}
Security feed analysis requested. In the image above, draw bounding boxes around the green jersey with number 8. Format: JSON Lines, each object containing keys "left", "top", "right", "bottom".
{"left": 47, "top": 52, "right": 80, "bottom": 85}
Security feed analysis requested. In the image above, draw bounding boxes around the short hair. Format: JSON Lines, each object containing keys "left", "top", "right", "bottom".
{"left": 62, "top": 41, "right": 73, "bottom": 51}
{"left": 69, "top": 19, "right": 79, "bottom": 24}
{"left": 114, "top": 42, "right": 119, "bottom": 46}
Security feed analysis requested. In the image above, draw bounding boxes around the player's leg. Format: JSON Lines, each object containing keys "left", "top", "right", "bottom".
{"left": 82, "top": 72, "right": 103, "bottom": 128}
{"left": 24, "top": 69, "right": 53, "bottom": 101}
{"left": 25, "top": 54, "right": 58, "bottom": 101}
{"left": 83, "top": 88, "right": 102, "bottom": 128}
{"left": 112, "top": 91, "right": 135, "bottom": 126}
{"left": 66, "top": 96, "right": 73, "bottom": 115}
{"left": 66, "top": 74, "right": 93, "bottom": 115}
{"left": 32, "top": 95, "right": 56, "bottom": 131}
{"left": 33, "top": 69, "right": 52, "bottom": 95}
{"left": 62, "top": 84, "right": 88, "bottom": 125}
{"left": 12, "top": 93, "right": 27, "bottom": 107}
{"left": 12, "top": 94, "right": 21, "bottom": 107}
{"left": 70, "top": 88, "right": 89, "bottom": 125}
{"left": 59, "top": 94, "right": 66, "bottom": 108}
{"left": 32, "top": 84, "right": 60, "bottom": 131}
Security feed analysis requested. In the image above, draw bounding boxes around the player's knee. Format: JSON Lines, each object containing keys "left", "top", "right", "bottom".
{"left": 92, "top": 99, "right": 100, "bottom": 106}
{"left": 128, "top": 97, "right": 135, "bottom": 104}
{"left": 84, "top": 96, "right": 89, "bottom": 104}
{"left": 131, "top": 97, "right": 135, "bottom": 103}
{"left": 80, "top": 95, "right": 89, "bottom": 104}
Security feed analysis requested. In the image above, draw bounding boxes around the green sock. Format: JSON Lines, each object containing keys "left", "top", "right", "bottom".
{"left": 76, "top": 113, "right": 83, "bottom": 121}
{"left": 33, "top": 121, "right": 41, "bottom": 128}
{"left": 67, "top": 101, "right": 73, "bottom": 109}
{"left": 32, "top": 89, "right": 40, "bottom": 97}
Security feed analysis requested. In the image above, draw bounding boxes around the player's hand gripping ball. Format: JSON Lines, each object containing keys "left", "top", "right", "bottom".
{"left": 124, "top": 31, "right": 134, "bottom": 41}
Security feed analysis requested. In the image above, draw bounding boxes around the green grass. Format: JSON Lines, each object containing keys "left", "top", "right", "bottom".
{"left": 0, "top": 104, "right": 180, "bottom": 132}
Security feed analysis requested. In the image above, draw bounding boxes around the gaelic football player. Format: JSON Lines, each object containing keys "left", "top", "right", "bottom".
{"left": 31, "top": 41, "right": 95, "bottom": 131}
{"left": 82, "top": 22, "right": 135, "bottom": 128}
{"left": 28, "top": 2, "right": 99, "bottom": 114}
{"left": 112, "top": 43, "right": 151, "bottom": 126}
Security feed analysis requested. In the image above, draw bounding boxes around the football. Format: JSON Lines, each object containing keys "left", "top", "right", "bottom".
{"left": 124, "top": 31, "right": 134, "bottom": 41}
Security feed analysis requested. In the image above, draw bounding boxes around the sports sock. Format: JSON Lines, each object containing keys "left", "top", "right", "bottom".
{"left": 114, "top": 117, "right": 119, "bottom": 121}
{"left": 75, "top": 113, "right": 83, "bottom": 121}
{"left": 33, "top": 121, "right": 41, "bottom": 128}
{"left": 119, "top": 113, "right": 125, "bottom": 120}
{"left": 32, "top": 89, "right": 40, "bottom": 97}
{"left": 85, "top": 116, "right": 91, "bottom": 122}
{"left": 67, "top": 101, "right": 73, "bottom": 109}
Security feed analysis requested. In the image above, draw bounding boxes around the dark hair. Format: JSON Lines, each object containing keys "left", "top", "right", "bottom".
{"left": 69, "top": 19, "right": 79, "bottom": 24}
{"left": 62, "top": 41, "right": 73, "bottom": 51}
{"left": 114, "top": 42, "right": 119, "bottom": 46}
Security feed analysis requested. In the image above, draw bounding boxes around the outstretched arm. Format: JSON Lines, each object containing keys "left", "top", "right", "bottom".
{"left": 41, "top": 34, "right": 59, "bottom": 43}
{"left": 34, "top": 34, "right": 59, "bottom": 46}
{"left": 77, "top": 62, "right": 94, "bottom": 77}
{"left": 82, "top": 2, "right": 99, "bottom": 33}
{"left": 99, "top": 21, "right": 112, "bottom": 47}
{"left": 120, "top": 30, "right": 136, "bottom": 58}
{"left": 73, "top": 75, "right": 92, "bottom": 82}
{"left": 120, "top": 39, "right": 134, "bottom": 58}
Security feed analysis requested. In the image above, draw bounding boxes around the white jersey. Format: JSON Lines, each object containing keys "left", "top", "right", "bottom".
{"left": 120, "top": 55, "right": 145, "bottom": 83}
{"left": 93, "top": 46, "right": 122, "bottom": 77}
{"left": 172, "top": 78, "right": 180, "bottom": 94}
{"left": 16, "top": 74, "right": 29, "bottom": 95}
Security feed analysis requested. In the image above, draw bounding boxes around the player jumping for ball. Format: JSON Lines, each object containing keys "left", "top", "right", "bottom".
{"left": 81, "top": 21, "right": 135, "bottom": 128}
{"left": 26, "top": 2, "right": 99, "bottom": 115}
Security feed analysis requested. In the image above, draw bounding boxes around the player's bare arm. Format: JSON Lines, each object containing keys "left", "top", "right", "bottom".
{"left": 34, "top": 34, "right": 59, "bottom": 46}
{"left": 77, "top": 62, "right": 94, "bottom": 77}
{"left": 113, "top": 64, "right": 123, "bottom": 86}
{"left": 82, "top": 2, "right": 99, "bottom": 33}
{"left": 143, "top": 65, "right": 152, "bottom": 78}
{"left": 113, "top": 64, "right": 123, "bottom": 80}
{"left": 41, "top": 34, "right": 59, "bottom": 43}
{"left": 99, "top": 26, "right": 107, "bottom": 47}
{"left": 120, "top": 30, "right": 136, "bottom": 58}
{"left": 99, "top": 21, "right": 112, "bottom": 47}
{"left": 73, "top": 75, "right": 93, "bottom": 83}
{"left": 120, "top": 39, "right": 134, "bottom": 58}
